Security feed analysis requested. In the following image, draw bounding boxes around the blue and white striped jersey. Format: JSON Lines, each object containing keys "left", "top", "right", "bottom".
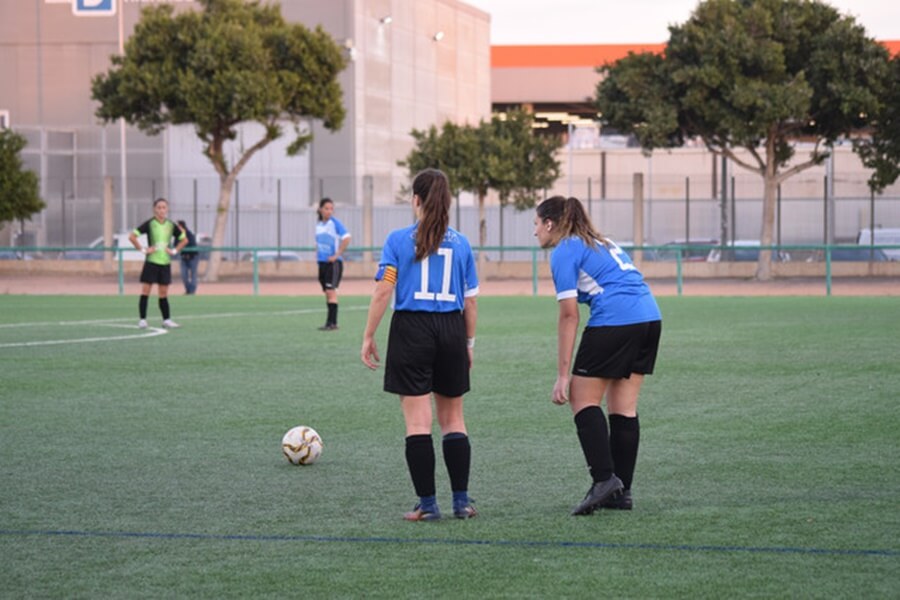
{"left": 375, "top": 224, "right": 479, "bottom": 312}
{"left": 316, "top": 217, "right": 350, "bottom": 262}
{"left": 550, "top": 236, "right": 660, "bottom": 327}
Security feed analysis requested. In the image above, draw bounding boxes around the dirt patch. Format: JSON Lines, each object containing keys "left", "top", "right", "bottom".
{"left": 1, "top": 274, "right": 898, "bottom": 297}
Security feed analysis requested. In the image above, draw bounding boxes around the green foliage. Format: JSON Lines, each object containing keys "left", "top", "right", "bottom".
{"left": 91, "top": 0, "right": 346, "bottom": 172}
{"left": 401, "top": 121, "right": 475, "bottom": 198}
{"left": 596, "top": 0, "right": 895, "bottom": 279}
{"left": 0, "top": 129, "right": 44, "bottom": 227}
{"left": 597, "top": 0, "right": 891, "bottom": 171}
{"left": 90, "top": 0, "right": 347, "bottom": 280}
{"left": 595, "top": 52, "right": 682, "bottom": 150}
{"left": 855, "top": 55, "right": 900, "bottom": 192}
{"left": 401, "top": 110, "right": 561, "bottom": 210}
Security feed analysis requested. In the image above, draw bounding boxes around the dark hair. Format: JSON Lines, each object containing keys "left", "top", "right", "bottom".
{"left": 535, "top": 196, "right": 606, "bottom": 248}
{"left": 317, "top": 198, "right": 333, "bottom": 222}
{"left": 177, "top": 220, "right": 187, "bottom": 228}
{"left": 412, "top": 169, "right": 451, "bottom": 261}
{"left": 153, "top": 197, "right": 168, "bottom": 207}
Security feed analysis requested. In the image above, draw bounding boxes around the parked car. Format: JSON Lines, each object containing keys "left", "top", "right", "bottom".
{"left": 649, "top": 239, "right": 719, "bottom": 262}
{"left": 857, "top": 228, "right": 900, "bottom": 261}
{"left": 240, "top": 250, "right": 302, "bottom": 262}
{"left": 193, "top": 233, "right": 213, "bottom": 260}
{"left": 807, "top": 247, "right": 890, "bottom": 262}
{"left": 0, "top": 249, "right": 34, "bottom": 260}
{"left": 707, "top": 240, "right": 791, "bottom": 263}
{"left": 61, "top": 233, "right": 147, "bottom": 261}
{"left": 342, "top": 249, "right": 381, "bottom": 262}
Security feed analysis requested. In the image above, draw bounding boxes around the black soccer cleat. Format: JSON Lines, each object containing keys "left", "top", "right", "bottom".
{"left": 600, "top": 489, "right": 633, "bottom": 510}
{"left": 571, "top": 475, "right": 624, "bottom": 516}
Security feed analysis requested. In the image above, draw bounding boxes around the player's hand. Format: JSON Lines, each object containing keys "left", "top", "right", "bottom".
{"left": 361, "top": 337, "right": 380, "bottom": 370}
{"left": 551, "top": 375, "right": 569, "bottom": 405}
{"left": 166, "top": 247, "right": 177, "bottom": 256}
{"left": 328, "top": 255, "right": 338, "bottom": 263}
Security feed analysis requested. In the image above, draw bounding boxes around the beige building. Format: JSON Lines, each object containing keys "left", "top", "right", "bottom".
{"left": 0, "top": 0, "right": 490, "bottom": 246}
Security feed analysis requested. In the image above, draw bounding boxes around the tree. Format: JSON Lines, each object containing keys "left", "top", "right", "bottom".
{"left": 91, "top": 0, "right": 346, "bottom": 280}
{"left": 401, "top": 110, "right": 561, "bottom": 258}
{"left": 855, "top": 54, "right": 900, "bottom": 192}
{"left": 596, "top": 0, "right": 892, "bottom": 280}
{"left": 0, "top": 129, "right": 45, "bottom": 239}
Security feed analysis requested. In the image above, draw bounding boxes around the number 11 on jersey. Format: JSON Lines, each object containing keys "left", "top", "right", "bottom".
{"left": 414, "top": 248, "right": 456, "bottom": 302}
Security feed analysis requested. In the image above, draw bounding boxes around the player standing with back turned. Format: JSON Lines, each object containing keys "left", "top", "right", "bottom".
{"left": 361, "top": 168, "right": 479, "bottom": 521}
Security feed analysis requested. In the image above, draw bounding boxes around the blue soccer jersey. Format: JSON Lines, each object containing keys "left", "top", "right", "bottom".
{"left": 316, "top": 217, "right": 350, "bottom": 262}
{"left": 550, "top": 236, "right": 661, "bottom": 327}
{"left": 375, "top": 224, "right": 479, "bottom": 312}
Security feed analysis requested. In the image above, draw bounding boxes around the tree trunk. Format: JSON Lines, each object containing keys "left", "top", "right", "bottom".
{"left": 204, "top": 172, "right": 236, "bottom": 282}
{"left": 755, "top": 136, "right": 778, "bottom": 281}
{"left": 477, "top": 190, "right": 486, "bottom": 270}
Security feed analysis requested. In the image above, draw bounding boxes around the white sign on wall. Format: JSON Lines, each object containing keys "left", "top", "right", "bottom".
{"left": 72, "top": 0, "right": 116, "bottom": 17}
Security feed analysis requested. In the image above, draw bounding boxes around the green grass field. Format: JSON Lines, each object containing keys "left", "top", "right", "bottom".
{"left": 2, "top": 295, "right": 898, "bottom": 598}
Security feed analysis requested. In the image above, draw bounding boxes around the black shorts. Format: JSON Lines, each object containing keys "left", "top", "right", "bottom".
{"left": 384, "top": 310, "right": 470, "bottom": 397}
{"left": 140, "top": 262, "right": 172, "bottom": 286}
{"left": 318, "top": 261, "right": 343, "bottom": 291}
{"left": 572, "top": 320, "right": 662, "bottom": 379}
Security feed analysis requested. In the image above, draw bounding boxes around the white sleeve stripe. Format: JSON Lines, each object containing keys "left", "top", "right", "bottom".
{"left": 341, "top": 233, "right": 351, "bottom": 239}
{"left": 557, "top": 289, "right": 577, "bottom": 301}
{"left": 464, "top": 286, "right": 479, "bottom": 297}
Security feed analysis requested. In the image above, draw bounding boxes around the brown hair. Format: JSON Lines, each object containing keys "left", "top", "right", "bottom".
{"left": 412, "top": 169, "right": 451, "bottom": 261}
{"left": 535, "top": 196, "right": 606, "bottom": 249}
{"left": 316, "top": 197, "right": 333, "bottom": 222}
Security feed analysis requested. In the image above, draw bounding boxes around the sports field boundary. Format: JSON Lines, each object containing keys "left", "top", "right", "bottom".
{"left": 2, "top": 274, "right": 899, "bottom": 296}
{"left": 2, "top": 529, "right": 897, "bottom": 558}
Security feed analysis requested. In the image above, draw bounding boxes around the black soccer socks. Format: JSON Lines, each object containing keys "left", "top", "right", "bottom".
{"left": 159, "top": 297, "right": 171, "bottom": 320}
{"left": 139, "top": 295, "right": 149, "bottom": 319}
{"left": 326, "top": 302, "right": 338, "bottom": 326}
{"left": 442, "top": 432, "right": 471, "bottom": 493}
{"left": 405, "top": 434, "right": 436, "bottom": 498}
{"left": 609, "top": 414, "right": 640, "bottom": 491}
{"left": 574, "top": 406, "right": 614, "bottom": 483}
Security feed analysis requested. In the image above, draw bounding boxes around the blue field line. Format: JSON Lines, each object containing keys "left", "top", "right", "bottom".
{"left": 1, "top": 529, "right": 896, "bottom": 558}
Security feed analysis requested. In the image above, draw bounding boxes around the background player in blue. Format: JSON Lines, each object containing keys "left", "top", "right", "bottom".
{"left": 315, "top": 198, "right": 351, "bottom": 330}
{"left": 129, "top": 197, "right": 187, "bottom": 329}
{"left": 361, "top": 168, "right": 479, "bottom": 522}
{"left": 534, "top": 196, "right": 662, "bottom": 515}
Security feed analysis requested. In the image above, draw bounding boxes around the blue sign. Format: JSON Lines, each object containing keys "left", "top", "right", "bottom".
{"left": 72, "top": 0, "right": 116, "bottom": 17}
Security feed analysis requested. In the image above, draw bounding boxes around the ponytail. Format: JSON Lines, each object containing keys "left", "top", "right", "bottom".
{"left": 536, "top": 196, "right": 606, "bottom": 248}
{"left": 412, "top": 169, "right": 451, "bottom": 261}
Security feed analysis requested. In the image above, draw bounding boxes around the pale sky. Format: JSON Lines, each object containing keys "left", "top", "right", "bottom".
{"left": 463, "top": 0, "right": 900, "bottom": 45}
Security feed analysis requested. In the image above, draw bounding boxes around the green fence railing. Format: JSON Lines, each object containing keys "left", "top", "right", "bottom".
{"left": 4, "top": 243, "right": 899, "bottom": 297}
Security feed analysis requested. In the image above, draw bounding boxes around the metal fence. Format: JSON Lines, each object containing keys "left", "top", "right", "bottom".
{"left": 9, "top": 122, "right": 900, "bottom": 252}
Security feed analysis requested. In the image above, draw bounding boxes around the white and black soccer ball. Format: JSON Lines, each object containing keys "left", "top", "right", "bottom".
{"left": 281, "top": 425, "right": 323, "bottom": 465}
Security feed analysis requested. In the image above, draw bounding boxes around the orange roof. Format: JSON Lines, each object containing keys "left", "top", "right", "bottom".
{"left": 491, "top": 44, "right": 665, "bottom": 68}
{"left": 493, "top": 40, "right": 900, "bottom": 68}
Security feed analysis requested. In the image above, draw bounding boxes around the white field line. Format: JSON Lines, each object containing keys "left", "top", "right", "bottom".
{"left": 0, "top": 305, "right": 368, "bottom": 348}
{"left": 0, "top": 323, "right": 168, "bottom": 348}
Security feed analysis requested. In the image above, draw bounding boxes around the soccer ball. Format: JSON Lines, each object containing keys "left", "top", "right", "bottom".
{"left": 281, "top": 425, "right": 323, "bottom": 465}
